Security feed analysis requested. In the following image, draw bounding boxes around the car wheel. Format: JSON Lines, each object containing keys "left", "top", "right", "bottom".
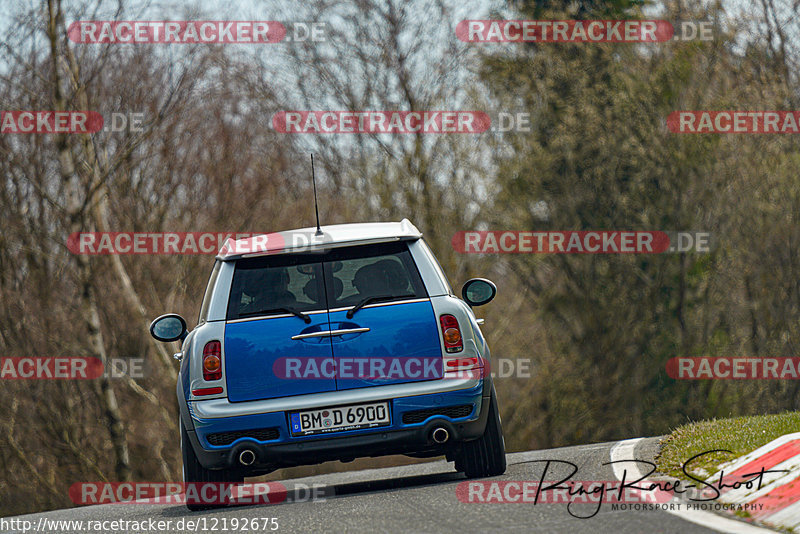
{"left": 455, "top": 387, "right": 507, "bottom": 478}
{"left": 181, "top": 420, "right": 244, "bottom": 511}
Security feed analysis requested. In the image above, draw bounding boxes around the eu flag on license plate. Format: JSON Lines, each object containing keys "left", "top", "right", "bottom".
{"left": 291, "top": 413, "right": 301, "bottom": 432}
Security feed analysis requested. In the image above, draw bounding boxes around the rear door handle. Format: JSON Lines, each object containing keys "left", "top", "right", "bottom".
{"left": 292, "top": 327, "right": 370, "bottom": 340}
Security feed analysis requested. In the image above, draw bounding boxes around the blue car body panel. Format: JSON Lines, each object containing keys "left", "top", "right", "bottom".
{"left": 224, "top": 314, "right": 336, "bottom": 402}
{"left": 328, "top": 301, "right": 443, "bottom": 390}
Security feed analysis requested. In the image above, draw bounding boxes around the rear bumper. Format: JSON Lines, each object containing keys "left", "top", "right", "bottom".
{"left": 183, "top": 379, "right": 489, "bottom": 471}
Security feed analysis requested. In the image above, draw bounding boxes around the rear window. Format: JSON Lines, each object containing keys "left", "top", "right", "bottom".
{"left": 226, "top": 254, "right": 326, "bottom": 320}
{"left": 324, "top": 242, "right": 427, "bottom": 308}
{"left": 226, "top": 242, "right": 427, "bottom": 320}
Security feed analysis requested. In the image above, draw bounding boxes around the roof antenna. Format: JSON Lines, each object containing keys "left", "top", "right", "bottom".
{"left": 311, "top": 153, "right": 323, "bottom": 236}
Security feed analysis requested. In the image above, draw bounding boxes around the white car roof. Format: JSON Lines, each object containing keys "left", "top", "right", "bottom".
{"left": 217, "top": 219, "right": 422, "bottom": 260}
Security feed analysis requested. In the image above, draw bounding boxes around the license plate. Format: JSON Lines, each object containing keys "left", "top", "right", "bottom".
{"left": 289, "top": 401, "right": 391, "bottom": 436}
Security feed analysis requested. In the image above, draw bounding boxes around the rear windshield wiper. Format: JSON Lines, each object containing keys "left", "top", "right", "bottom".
{"left": 346, "top": 294, "right": 415, "bottom": 319}
{"left": 238, "top": 306, "right": 311, "bottom": 323}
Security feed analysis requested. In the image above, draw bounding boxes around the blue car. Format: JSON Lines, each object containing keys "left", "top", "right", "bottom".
{"left": 150, "top": 220, "right": 505, "bottom": 509}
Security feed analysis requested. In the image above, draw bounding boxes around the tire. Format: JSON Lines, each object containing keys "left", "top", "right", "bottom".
{"left": 181, "top": 420, "right": 244, "bottom": 511}
{"left": 455, "top": 387, "right": 507, "bottom": 478}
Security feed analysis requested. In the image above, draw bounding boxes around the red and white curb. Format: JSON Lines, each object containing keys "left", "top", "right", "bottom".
{"left": 611, "top": 438, "right": 776, "bottom": 533}
{"left": 703, "top": 432, "right": 800, "bottom": 530}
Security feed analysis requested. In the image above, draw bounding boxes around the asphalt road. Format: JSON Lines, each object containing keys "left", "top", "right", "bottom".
{"left": 2, "top": 437, "right": 778, "bottom": 534}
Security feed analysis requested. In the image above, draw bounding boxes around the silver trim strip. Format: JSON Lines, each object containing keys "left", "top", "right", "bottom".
{"left": 327, "top": 298, "right": 429, "bottom": 313}
{"left": 227, "top": 308, "right": 328, "bottom": 324}
{"left": 191, "top": 376, "right": 482, "bottom": 419}
{"left": 291, "top": 327, "right": 370, "bottom": 340}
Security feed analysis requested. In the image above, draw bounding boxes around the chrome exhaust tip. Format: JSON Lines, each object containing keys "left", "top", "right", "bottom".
{"left": 239, "top": 449, "right": 256, "bottom": 466}
{"left": 431, "top": 427, "right": 450, "bottom": 444}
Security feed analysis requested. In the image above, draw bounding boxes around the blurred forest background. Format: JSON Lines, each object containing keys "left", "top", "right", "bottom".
{"left": 2, "top": 0, "right": 800, "bottom": 516}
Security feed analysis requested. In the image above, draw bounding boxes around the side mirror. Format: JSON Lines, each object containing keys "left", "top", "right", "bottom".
{"left": 461, "top": 278, "right": 497, "bottom": 307}
{"left": 149, "top": 314, "right": 188, "bottom": 342}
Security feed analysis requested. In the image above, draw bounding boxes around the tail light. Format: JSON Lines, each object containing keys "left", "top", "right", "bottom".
{"left": 446, "top": 357, "right": 479, "bottom": 369}
{"left": 444, "top": 356, "right": 483, "bottom": 378}
{"left": 192, "top": 387, "right": 223, "bottom": 396}
{"left": 202, "top": 340, "right": 222, "bottom": 381}
{"left": 439, "top": 314, "right": 463, "bottom": 353}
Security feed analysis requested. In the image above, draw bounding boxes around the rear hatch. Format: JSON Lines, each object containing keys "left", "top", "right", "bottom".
{"left": 223, "top": 242, "right": 442, "bottom": 402}
{"left": 224, "top": 255, "right": 336, "bottom": 402}
{"left": 322, "top": 243, "right": 443, "bottom": 390}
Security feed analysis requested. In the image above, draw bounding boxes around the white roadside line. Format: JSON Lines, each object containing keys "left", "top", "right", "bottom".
{"left": 609, "top": 438, "right": 775, "bottom": 534}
